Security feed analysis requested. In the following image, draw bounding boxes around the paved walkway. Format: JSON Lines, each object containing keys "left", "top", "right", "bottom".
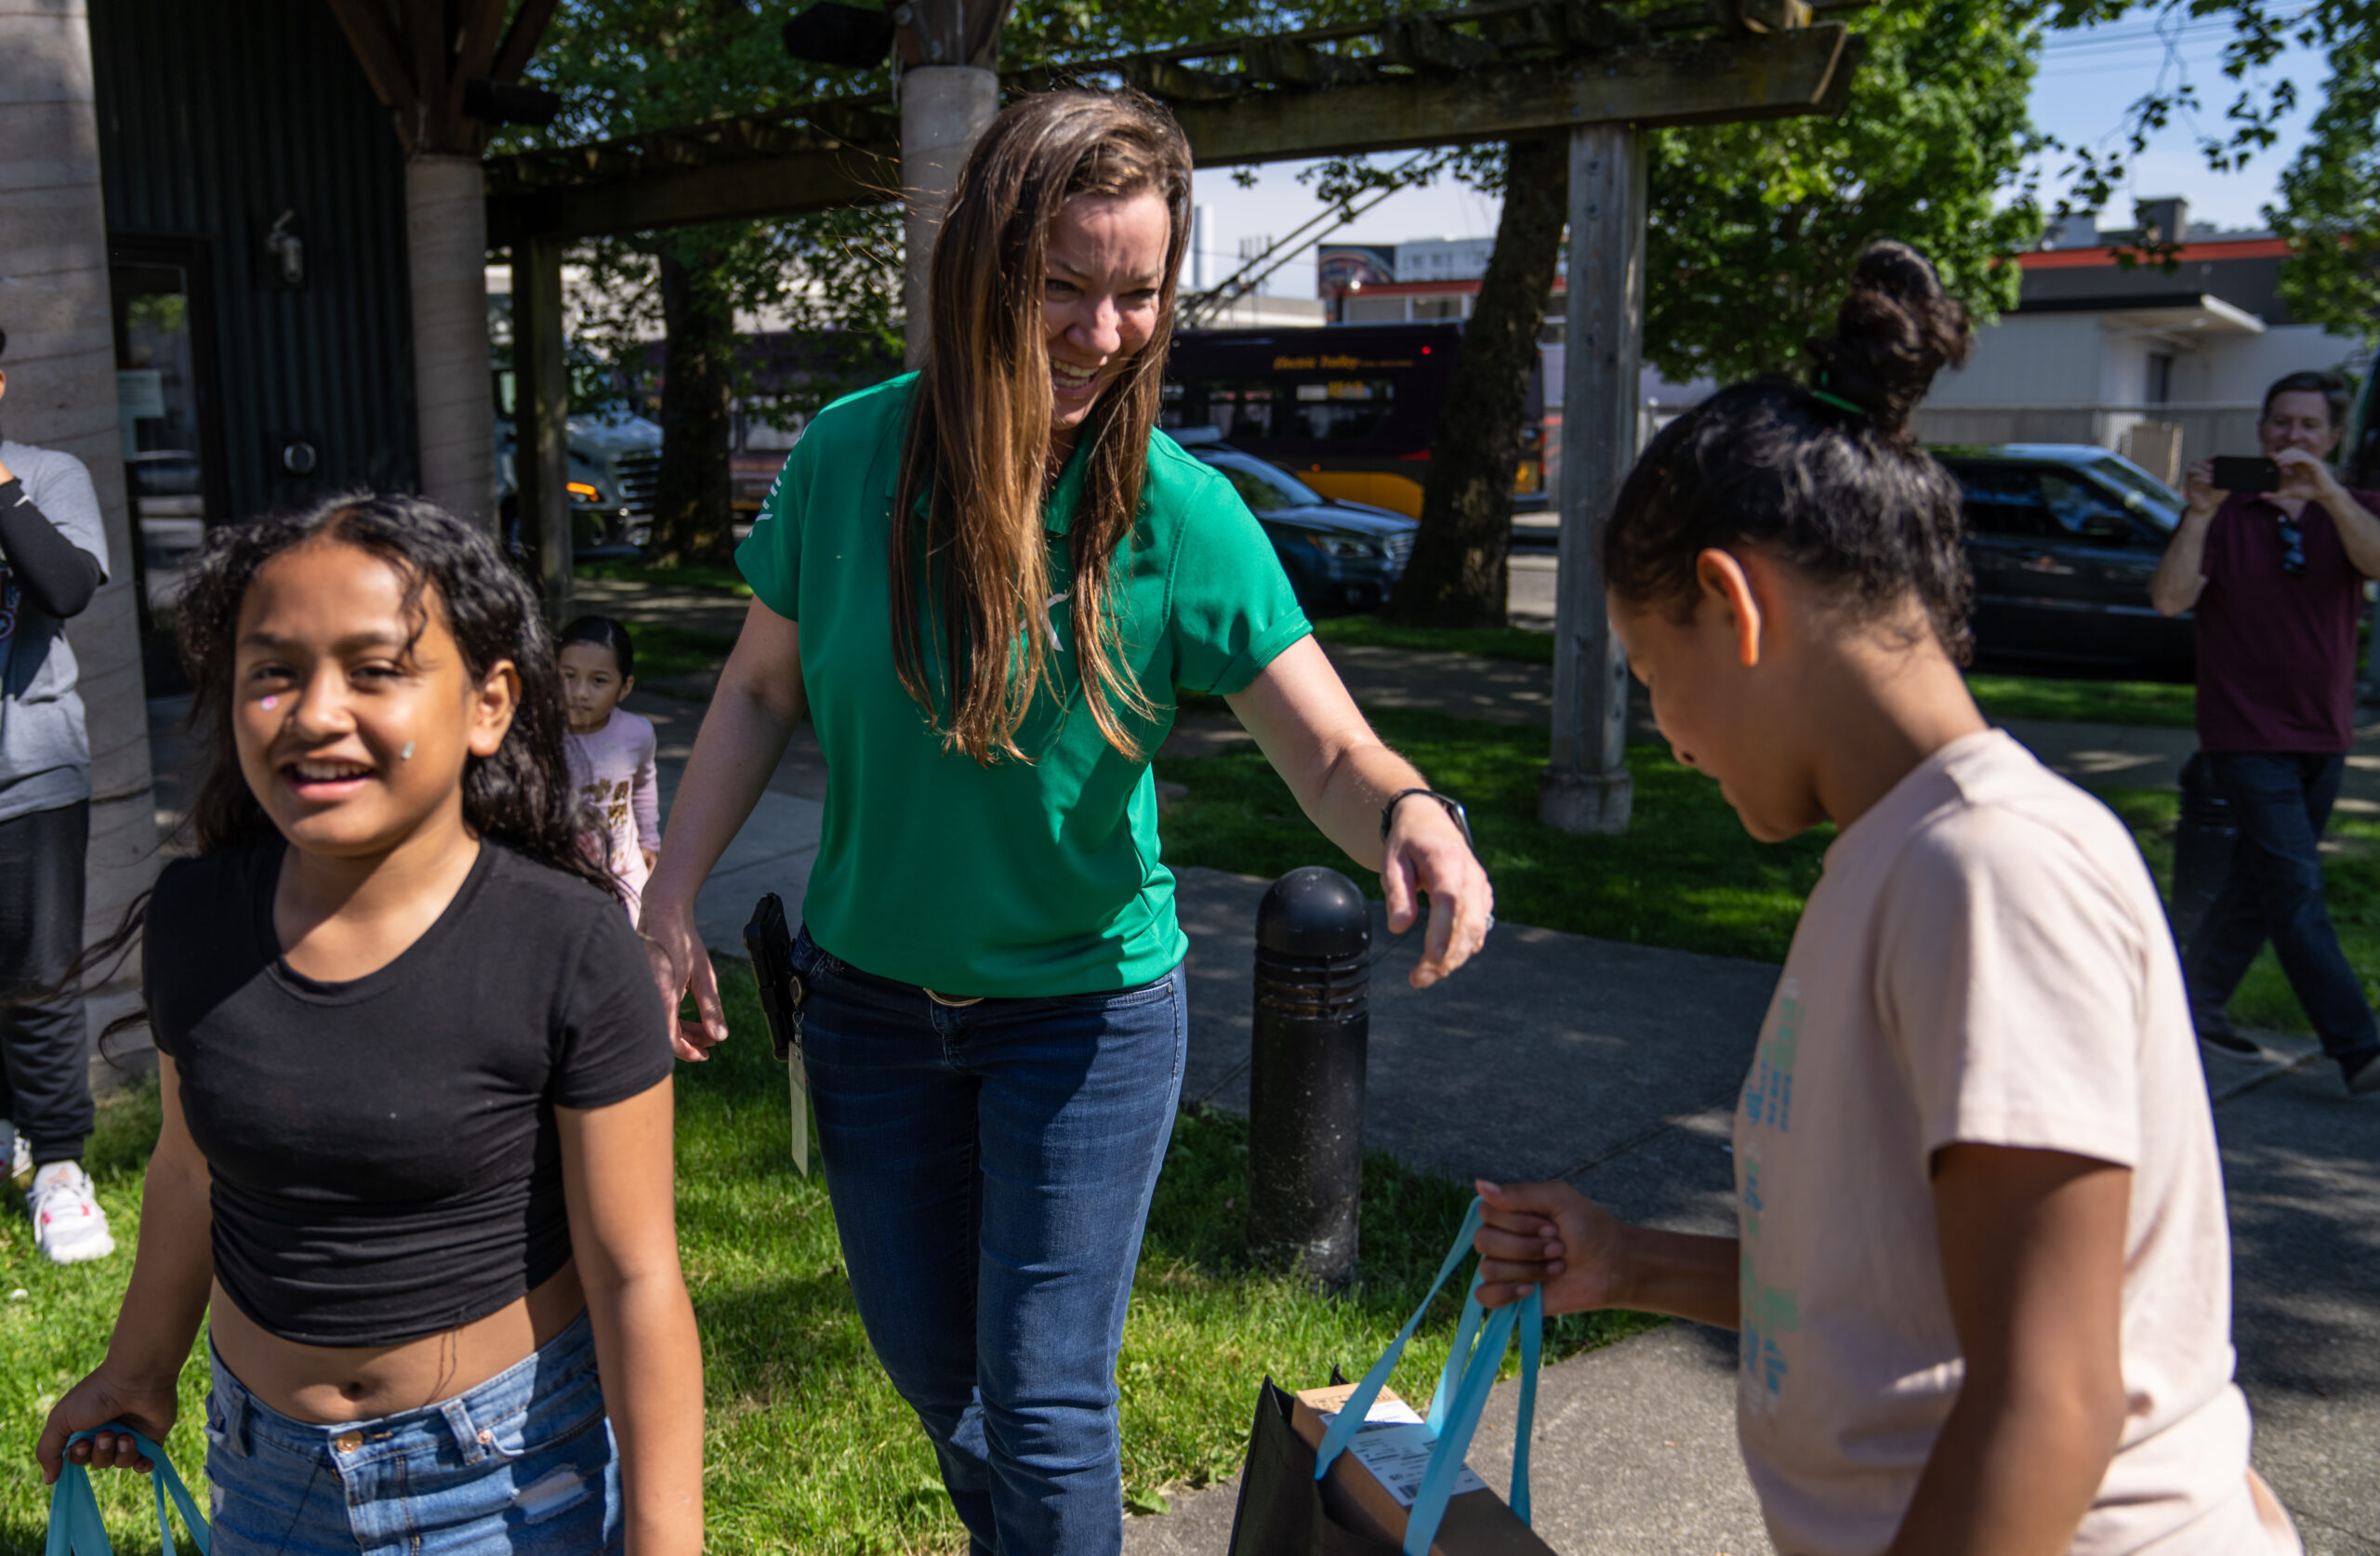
{"left": 137, "top": 621, "right": 2380, "bottom": 1553}
{"left": 628, "top": 653, "right": 2374, "bottom": 1555}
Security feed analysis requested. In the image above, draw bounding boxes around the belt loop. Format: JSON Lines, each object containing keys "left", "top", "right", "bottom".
{"left": 214, "top": 1368, "right": 253, "bottom": 1459}
{"left": 441, "top": 1396, "right": 488, "bottom": 1466}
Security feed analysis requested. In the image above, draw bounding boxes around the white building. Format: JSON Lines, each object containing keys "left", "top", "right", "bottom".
{"left": 1917, "top": 198, "right": 2370, "bottom": 481}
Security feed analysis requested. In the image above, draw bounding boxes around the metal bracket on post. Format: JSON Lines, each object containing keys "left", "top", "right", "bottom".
{"left": 513, "top": 236, "right": 573, "bottom": 628}
{"left": 1540, "top": 121, "right": 1645, "bottom": 836}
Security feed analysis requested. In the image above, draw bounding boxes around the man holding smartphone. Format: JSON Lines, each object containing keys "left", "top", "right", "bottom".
{"left": 2150, "top": 370, "right": 2380, "bottom": 1095}
{"left": 0, "top": 327, "right": 116, "bottom": 1259}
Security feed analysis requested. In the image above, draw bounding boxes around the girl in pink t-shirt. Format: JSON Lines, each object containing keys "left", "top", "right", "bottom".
{"left": 1473, "top": 244, "right": 2296, "bottom": 1556}
{"left": 560, "top": 615, "right": 662, "bottom": 923}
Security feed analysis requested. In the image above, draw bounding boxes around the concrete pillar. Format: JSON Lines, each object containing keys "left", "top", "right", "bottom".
{"left": 0, "top": 1, "right": 160, "bottom": 982}
{"left": 406, "top": 152, "right": 498, "bottom": 529}
{"left": 900, "top": 65, "right": 999, "bottom": 368}
{"left": 512, "top": 237, "right": 574, "bottom": 628}
{"left": 1540, "top": 123, "right": 1645, "bottom": 836}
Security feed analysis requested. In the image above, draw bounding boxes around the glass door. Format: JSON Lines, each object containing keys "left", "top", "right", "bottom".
{"left": 109, "top": 240, "right": 225, "bottom": 687}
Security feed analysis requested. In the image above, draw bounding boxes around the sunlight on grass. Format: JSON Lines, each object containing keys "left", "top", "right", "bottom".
{"left": 1159, "top": 707, "right": 1830, "bottom": 962}
{"left": 2100, "top": 785, "right": 2380, "bottom": 1038}
{"left": 0, "top": 960, "right": 1652, "bottom": 1554}
{"left": 1964, "top": 674, "right": 2195, "bottom": 729}
{"left": 575, "top": 558, "right": 753, "bottom": 598}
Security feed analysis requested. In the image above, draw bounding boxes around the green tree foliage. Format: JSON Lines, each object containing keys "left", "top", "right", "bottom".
{"left": 2042, "top": 1, "right": 2377, "bottom": 323}
{"left": 509, "top": 1, "right": 904, "bottom": 564}
{"left": 1642, "top": 0, "right": 2046, "bottom": 384}
{"left": 2268, "top": 40, "right": 2380, "bottom": 345}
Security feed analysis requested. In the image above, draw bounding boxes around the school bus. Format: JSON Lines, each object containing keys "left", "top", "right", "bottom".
{"left": 1158, "top": 322, "right": 1547, "bottom": 519}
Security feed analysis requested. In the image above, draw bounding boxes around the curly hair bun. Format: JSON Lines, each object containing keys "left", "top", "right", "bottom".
{"left": 1807, "top": 241, "right": 1974, "bottom": 437}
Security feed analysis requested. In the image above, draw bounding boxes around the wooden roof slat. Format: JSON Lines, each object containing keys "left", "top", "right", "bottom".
{"left": 1380, "top": 16, "right": 1502, "bottom": 72}
{"left": 487, "top": 22, "right": 1856, "bottom": 244}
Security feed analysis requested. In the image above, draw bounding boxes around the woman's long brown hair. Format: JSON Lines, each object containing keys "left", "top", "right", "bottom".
{"left": 890, "top": 88, "right": 1193, "bottom": 764}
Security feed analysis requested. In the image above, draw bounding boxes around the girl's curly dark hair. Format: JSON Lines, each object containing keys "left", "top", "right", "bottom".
{"left": 177, "top": 491, "right": 609, "bottom": 891}
{"left": 1604, "top": 240, "right": 1977, "bottom": 662}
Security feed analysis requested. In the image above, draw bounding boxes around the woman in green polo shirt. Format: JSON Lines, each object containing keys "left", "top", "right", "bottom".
{"left": 644, "top": 88, "right": 1492, "bottom": 1554}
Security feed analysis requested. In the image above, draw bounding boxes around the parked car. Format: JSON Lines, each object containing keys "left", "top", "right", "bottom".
{"left": 1172, "top": 428, "right": 1418, "bottom": 613}
{"left": 1930, "top": 443, "right": 2194, "bottom": 676}
{"left": 494, "top": 371, "right": 662, "bottom": 557}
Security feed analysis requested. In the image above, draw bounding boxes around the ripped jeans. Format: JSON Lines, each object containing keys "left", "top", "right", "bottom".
{"left": 205, "top": 1309, "right": 622, "bottom": 1555}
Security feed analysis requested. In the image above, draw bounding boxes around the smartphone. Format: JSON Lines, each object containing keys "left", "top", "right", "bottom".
{"left": 2210, "top": 456, "right": 2282, "bottom": 494}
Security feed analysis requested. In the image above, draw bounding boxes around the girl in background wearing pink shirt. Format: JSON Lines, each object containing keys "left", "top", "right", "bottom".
{"left": 1473, "top": 244, "right": 2296, "bottom": 1555}
{"left": 560, "top": 616, "right": 662, "bottom": 924}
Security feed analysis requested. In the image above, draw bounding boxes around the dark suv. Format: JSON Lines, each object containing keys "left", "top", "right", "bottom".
{"left": 1171, "top": 429, "right": 1418, "bottom": 613}
{"left": 1930, "top": 443, "right": 2193, "bottom": 676}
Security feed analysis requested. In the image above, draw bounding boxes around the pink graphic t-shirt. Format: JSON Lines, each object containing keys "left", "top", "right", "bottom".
{"left": 564, "top": 707, "right": 661, "bottom": 924}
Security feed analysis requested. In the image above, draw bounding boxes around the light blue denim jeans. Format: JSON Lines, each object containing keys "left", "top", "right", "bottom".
{"left": 205, "top": 1309, "right": 622, "bottom": 1555}
{"left": 793, "top": 925, "right": 1189, "bottom": 1556}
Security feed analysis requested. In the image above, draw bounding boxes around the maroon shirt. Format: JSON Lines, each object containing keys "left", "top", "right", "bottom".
{"left": 2192, "top": 486, "right": 2380, "bottom": 753}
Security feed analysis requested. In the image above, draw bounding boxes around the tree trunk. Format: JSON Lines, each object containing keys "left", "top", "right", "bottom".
{"left": 1383, "top": 135, "right": 1569, "bottom": 628}
{"left": 405, "top": 153, "right": 499, "bottom": 529}
{"left": 651, "top": 237, "right": 738, "bottom": 567}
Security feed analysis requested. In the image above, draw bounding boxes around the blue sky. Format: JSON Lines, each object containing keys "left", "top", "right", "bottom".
{"left": 1189, "top": 13, "right": 2333, "bottom": 299}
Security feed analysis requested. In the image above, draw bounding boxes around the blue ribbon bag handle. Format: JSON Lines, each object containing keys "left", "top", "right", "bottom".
{"left": 1311, "top": 1197, "right": 1544, "bottom": 1556}
{"left": 46, "top": 1425, "right": 210, "bottom": 1556}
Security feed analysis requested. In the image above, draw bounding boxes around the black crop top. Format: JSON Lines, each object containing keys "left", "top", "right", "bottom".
{"left": 144, "top": 836, "right": 672, "bottom": 1347}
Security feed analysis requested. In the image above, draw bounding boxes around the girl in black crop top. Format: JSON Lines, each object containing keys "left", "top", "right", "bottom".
{"left": 35, "top": 494, "right": 702, "bottom": 1555}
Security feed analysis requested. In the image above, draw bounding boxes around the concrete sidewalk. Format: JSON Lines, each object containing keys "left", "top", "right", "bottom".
{"left": 644, "top": 680, "right": 2371, "bottom": 1555}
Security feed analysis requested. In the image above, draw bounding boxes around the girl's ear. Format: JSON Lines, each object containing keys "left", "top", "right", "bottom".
{"left": 1694, "top": 548, "right": 1764, "bottom": 669}
{"left": 618, "top": 674, "right": 634, "bottom": 699}
{"left": 469, "top": 660, "right": 522, "bottom": 758}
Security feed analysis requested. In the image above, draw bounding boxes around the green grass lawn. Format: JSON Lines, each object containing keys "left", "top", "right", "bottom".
{"left": 1311, "top": 615, "right": 1556, "bottom": 665}
{"left": 575, "top": 558, "right": 753, "bottom": 598}
{"left": 629, "top": 621, "right": 742, "bottom": 685}
{"left": 1313, "top": 616, "right": 2200, "bottom": 730}
{"left": 1162, "top": 698, "right": 2367, "bottom": 1043}
{"left": 1160, "top": 706, "right": 1831, "bottom": 963}
{"left": 2098, "top": 786, "right": 2380, "bottom": 1038}
{"left": 1962, "top": 674, "right": 2196, "bottom": 729}
{"left": 0, "top": 960, "right": 1651, "bottom": 1555}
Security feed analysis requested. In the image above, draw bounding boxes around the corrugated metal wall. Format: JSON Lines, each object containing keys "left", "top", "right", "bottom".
{"left": 89, "top": 0, "right": 418, "bottom": 522}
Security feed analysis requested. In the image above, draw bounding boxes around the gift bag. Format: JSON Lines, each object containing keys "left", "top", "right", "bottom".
{"left": 1226, "top": 1377, "right": 1405, "bottom": 1556}
{"left": 1225, "top": 1198, "right": 1551, "bottom": 1556}
{"left": 46, "top": 1424, "right": 210, "bottom": 1555}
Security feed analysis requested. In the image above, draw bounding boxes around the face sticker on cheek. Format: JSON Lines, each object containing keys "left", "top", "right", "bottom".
{"left": 259, "top": 696, "right": 277, "bottom": 711}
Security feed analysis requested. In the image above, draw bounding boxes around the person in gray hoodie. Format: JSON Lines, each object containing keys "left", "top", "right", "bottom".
{"left": 0, "top": 326, "right": 115, "bottom": 1263}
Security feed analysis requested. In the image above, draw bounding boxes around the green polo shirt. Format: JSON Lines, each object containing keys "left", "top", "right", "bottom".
{"left": 735, "top": 373, "right": 1311, "bottom": 996}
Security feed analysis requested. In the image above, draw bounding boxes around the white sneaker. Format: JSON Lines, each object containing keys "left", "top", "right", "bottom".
{"left": 7, "top": 1127, "right": 29, "bottom": 1189}
{"left": 28, "top": 1162, "right": 115, "bottom": 1264}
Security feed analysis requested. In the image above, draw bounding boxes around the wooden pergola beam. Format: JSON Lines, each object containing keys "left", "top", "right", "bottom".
{"left": 489, "top": 142, "right": 900, "bottom": 246}
{"left": 491, "top": 0, "right": 560, "bottom": 84}
{"left": 1185, "top": 25, "right": 1854, "bottom": 164}
{"left": 486, "top": 22, "right": 1855, "bottom": 244}
{"left": 325, "top": 0, "right": 415, "bottom": 126}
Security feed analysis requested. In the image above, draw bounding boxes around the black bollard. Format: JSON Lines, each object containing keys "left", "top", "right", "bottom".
{"left": 2171, "top": 753, "right": 2237, "bottom": 953}
{"left": 1248, "top": 866, "right": 1370, "bottom": 1291}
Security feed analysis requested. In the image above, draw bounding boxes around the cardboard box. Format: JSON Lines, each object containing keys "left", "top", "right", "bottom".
{"left": 1289, "top": 1382, "right": 1557, "bottom": 1556}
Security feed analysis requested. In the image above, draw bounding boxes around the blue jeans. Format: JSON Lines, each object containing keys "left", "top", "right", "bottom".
{"left": 793, "top": 926, "right": 1188, "bottom": 1556}
{"left": 204, "top": 1310, "right": 622, "bottom": 1555}
{"left": 2185, "top": 751, "right": 2380, "bottom": 1070}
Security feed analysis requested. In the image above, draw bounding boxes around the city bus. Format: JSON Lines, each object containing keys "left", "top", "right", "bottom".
{"left": 1159, "top": 321, "right": 1548, "bottom": 519}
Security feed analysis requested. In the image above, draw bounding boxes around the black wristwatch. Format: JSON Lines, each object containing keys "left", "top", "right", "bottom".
{"left": 1381, "top": 788, "right": 1472, "bottom": 851}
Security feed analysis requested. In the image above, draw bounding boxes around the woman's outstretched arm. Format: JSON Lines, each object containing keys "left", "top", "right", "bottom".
{"left": 642, "top": 599, "right": 807, "bottom": 1058}
{"left": 1225, "top": 636, "right": 1493, "bottom": 986}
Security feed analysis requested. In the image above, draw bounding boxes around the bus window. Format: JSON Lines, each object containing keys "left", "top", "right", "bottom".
{"left": 1289, "top": 378, "right": 1396, "bottom": 442}
{"left": 1174, "top": 379, "right": 1281, "bottom": 440}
